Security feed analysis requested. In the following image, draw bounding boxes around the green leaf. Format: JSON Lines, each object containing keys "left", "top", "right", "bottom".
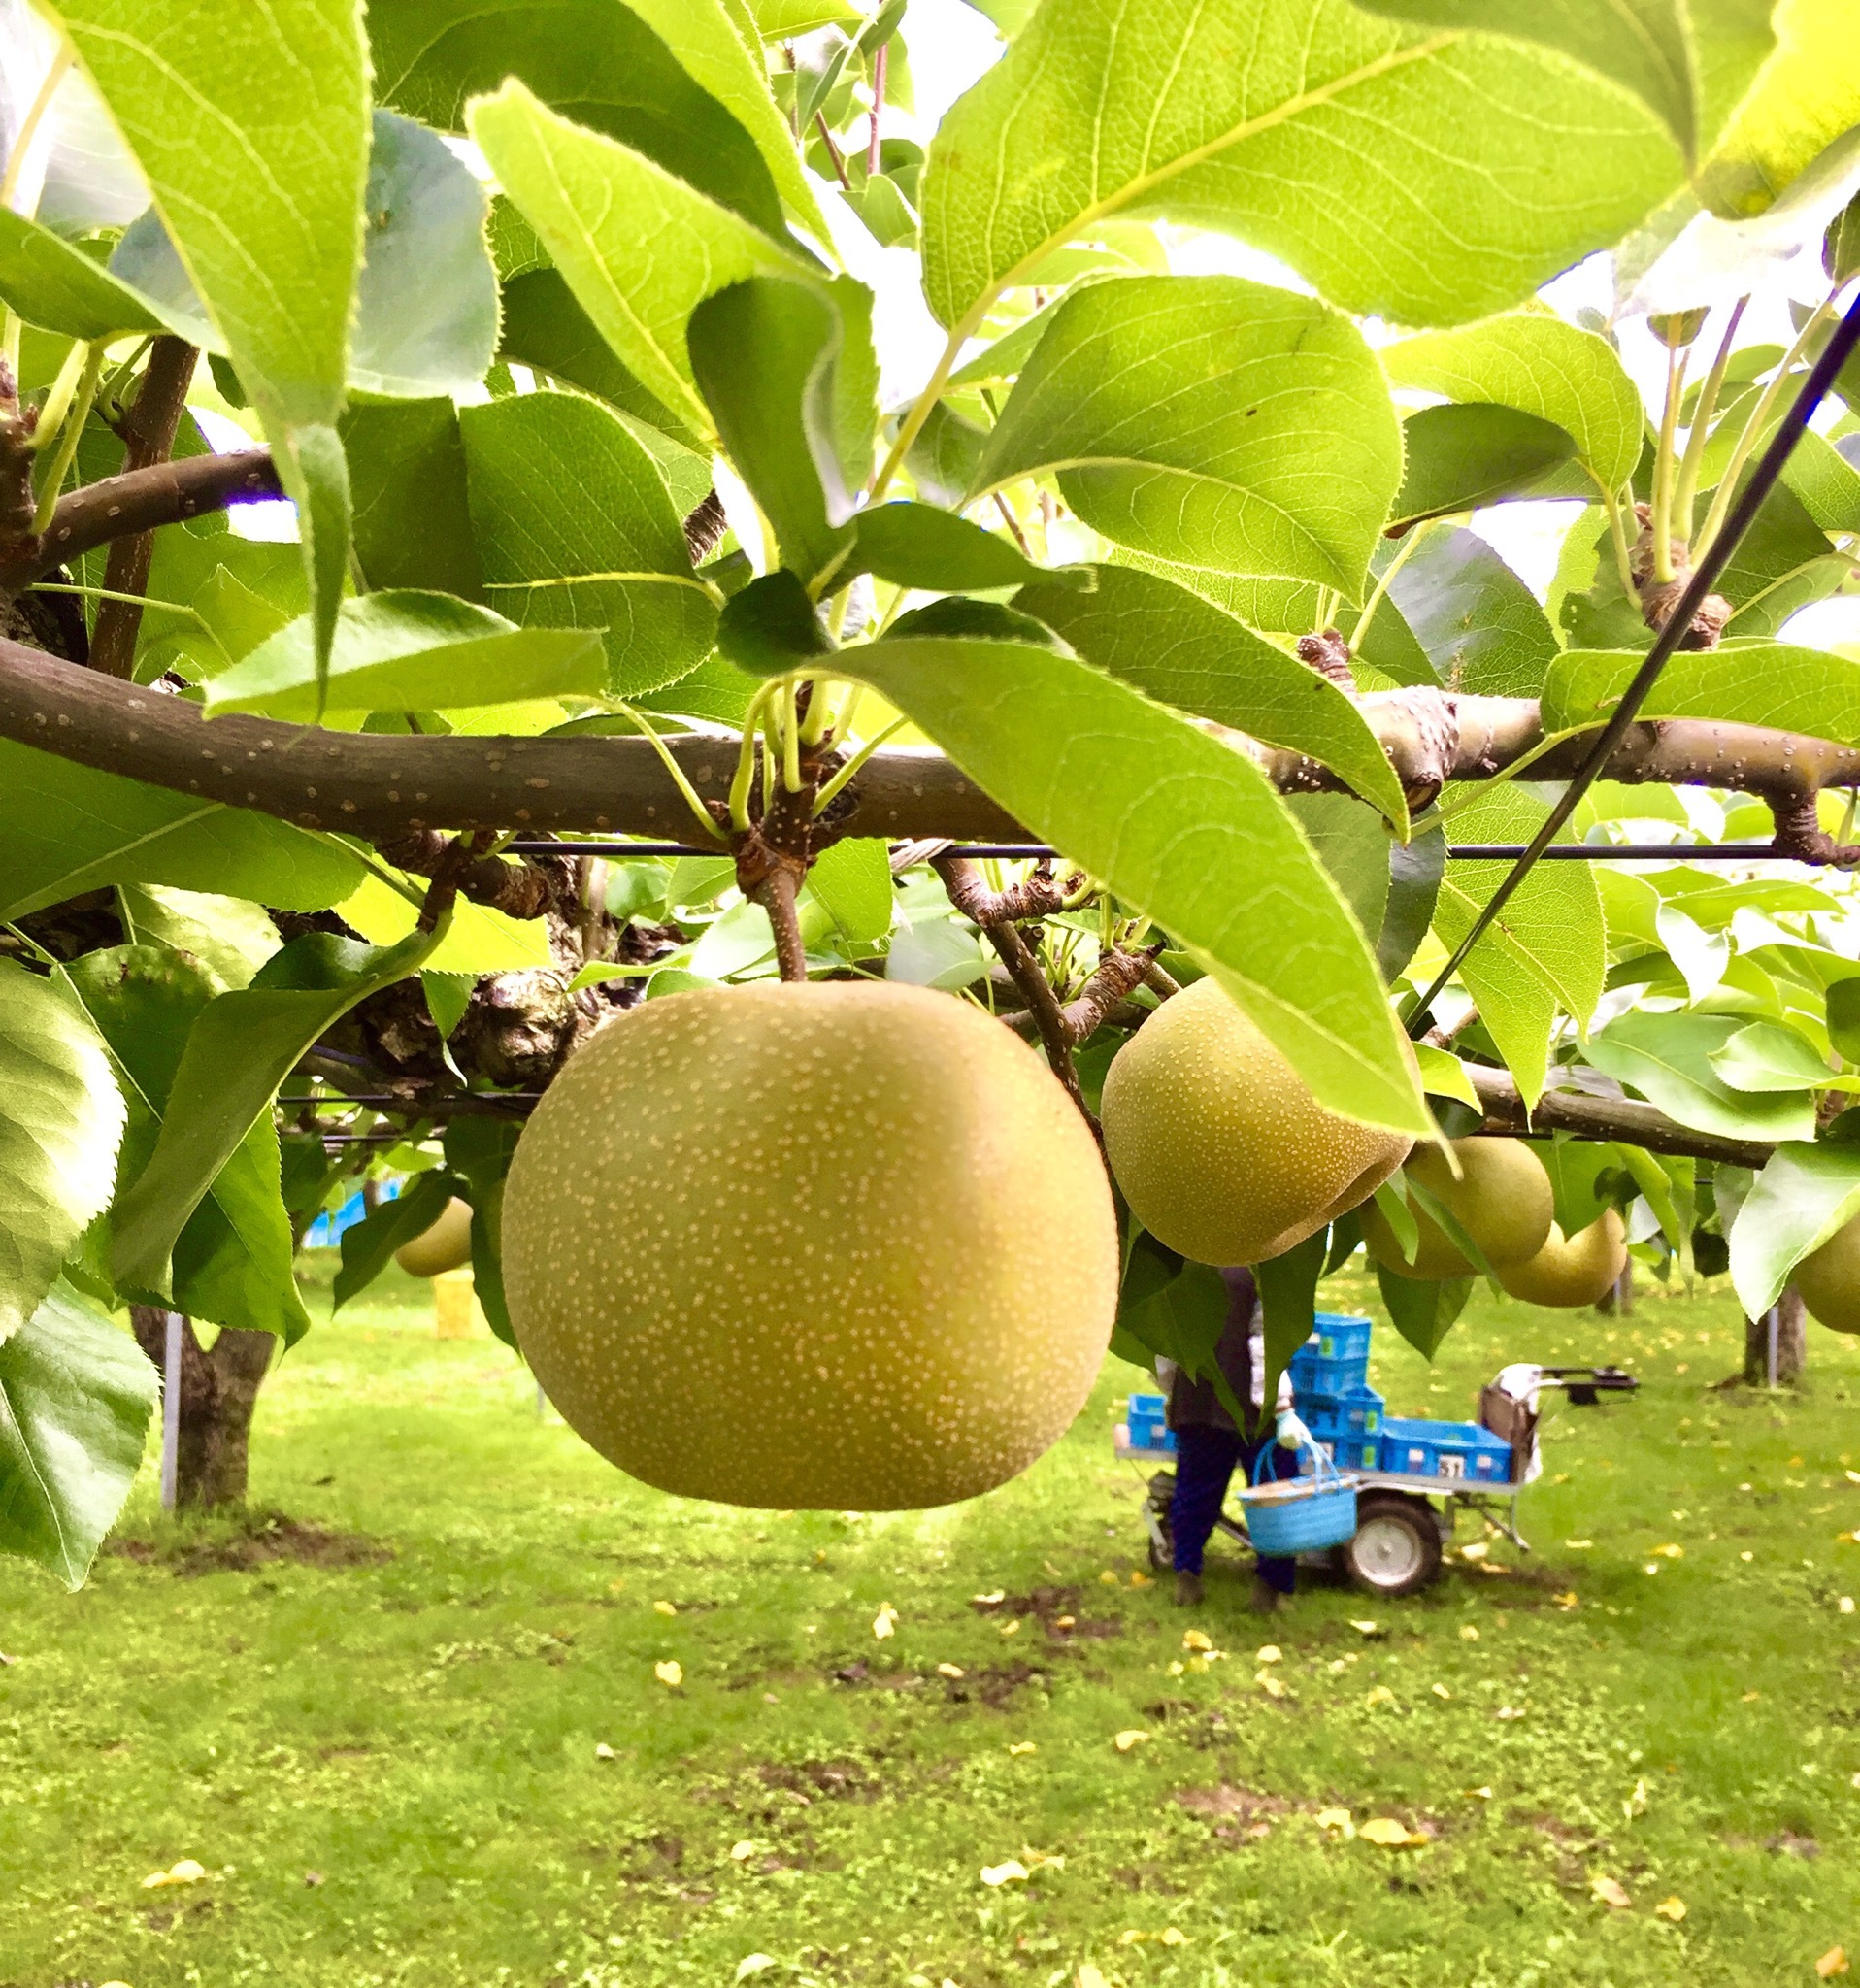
{"left": 1414, "top": 1044, "right": 1479, "bottom": 1110}
{"left": 1730, "top": 1137, "right": 1860, "bottom": 1317}
{"left": 920, "top": 0, "right": 1679, "bottom": 333}
{"left": 1534, "top": 1133, "right": 1623, "bottom": 1237}
{"left": 1542, "top": 641, "right": 1860, "bottom": 748}
{"left": 372, "top": 0, "right": 787, "bottom": 237}
{"left": 904, "top": 400, "right": 989, "bottom": 509}
{"left": 0, "top": 1281, "right": 157, "bottom": 1590}
{"left": 0, "top": 209, "right": 165, "bottom": 340}
{"left": 442, "top": 1117, "right": 521, "bottom": 1346}
{"left": 1284, "top": 794, "right": 1391, "bottom": 939}
{"left": 0, "top": 965, "right": 124, "bottom": 1344}
{"left": 718, "top": 571, "right": 836, "bottom": 677}
{"left": 62, "top": 945, "right": 311, "bottom": 1342}
{"left": 1385, "top": 524, "right": 1560, "bottom": 698}
{"left": 1383, "top": 311, "right": 1645, "bottom": 493}
{"left": 108, "top": 932, "right": 436, "bottom": 1299}
{"left": 1353, "top": 0, "right": 1773, "bottom": 166}
{"left": 1016, "top": 563, "right": 1408, "bottom": 827}
{"left": 1376, "top": 1264, "right": 1474, "bottom": 1360}
{"left": 688, "top": 277, "right": 857, "bottom": 584}
{"left": 850, "top": 502, "right": 1074, "bottom": 596}
{"left": 342, "top": 398, "right": 483, "bottom": 600}
{"left": 276, "top": 421, "right": 353, "bottom": 695}
{"left": 1254, "top": 1228, "right": 1328, "bottom": 1417}
{"left": 0, "top": 741, "right": 364, "bottom": 922}
{"left": 840, "top": 635, "right": 1432, "bottom": 1136}
{"left": 1113, "top": 1232, "right": 1247, "bottom": 1424}
{"left": 334, "top": 874, "right": 555, "bottom": 977}
{"left": 807, "top": 838, "right": 894, "bottom": 944}
{"left": 47, "top": 0, "right": 368, "bottom": 431}
{"left": 1694, "top": 0, "right": 1860, "bottom": 218}
{"left": 615, "top": 0, "right": 833, "bottom": 241}
{"left": 1379, "top": 823, "right": 1445, "bottom": 983}
{"left": 1429, "top": 785, "right": 1605, "bottom": 1106}
{"left": 349, "top": 111, "right": 498, "bottom": 399}
{"left": 1781, "top": 428, "right": 1860, "bottom": 535}
{"left": 1388, "top": 403, "right": 1580, "bottom": 530}
{"left": 460, "top": 391, "right": 719, "bottom": 698}
{"left": 467, "top": 78, "right": 808, "bottom": 438}
{"left": 117, "top": 887, "right": 282, "bottom": 991}
{"left": 1587, "top": 1010, "right": 1817, "bottom": 1143}
{"left": 203, "top": 592, "right": 606, "bottom": 720}
{"left": 497, "top": 269, "right": 706, "bottom": 450}
{"left": 974, "top": 276, "right": 1400, "bottom": 599}
{"left": 1709, "top": 1019, "right": 1844, "bottom": 1094}
{"left": 333, "top": 1170, "right": 460, "bottom": 1311}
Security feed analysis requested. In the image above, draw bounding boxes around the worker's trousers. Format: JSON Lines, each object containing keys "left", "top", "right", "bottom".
{"left": 1170, "top": 1423, "right": 1297, "bottom": 1593}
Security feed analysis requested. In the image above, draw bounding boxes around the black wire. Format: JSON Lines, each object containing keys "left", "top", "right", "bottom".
{"left": 508, "top": 838, "right": 1846, "bottom": 865}
{"left": 1406, "top": 287, "right": 1860, "bottom": 1035}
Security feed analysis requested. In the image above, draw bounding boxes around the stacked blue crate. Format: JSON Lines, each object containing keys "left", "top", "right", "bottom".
{"left": 1290, "top": 1314, "right": 1383, "bottom": 1471}
{"left": 1124, "top": 1393, "right": 1176, "bottom": 1455}
{"left": 1378, "top": 1416, "right": 1512, "bottom": 1484}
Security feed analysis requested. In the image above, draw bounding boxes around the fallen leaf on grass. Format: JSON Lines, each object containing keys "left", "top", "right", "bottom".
{"left": 1553, "top": 1592, "right": 1580, "bottom": 1609}
{"left": 1565, "top": 1540, "right": 1594, "bottom": 1550}
{"left": 1099, "top": 1571, "right": 1120, "bottom": 1586}
{"left": 1078, "top": 1969, "right": 1111, "bottom": 1988}
{"left": 1818, "top": 1946, "right": 1849, "bottom": 1978}
{"left": 973, "top": 1590, "right": 1005, "bottom": 1607}
{"left": 1348, "top": 1619, "right": 1383, "bottom": 1638}
{"left": 1359, "top": 1818, "right": 1427, "bottom": 1847}
{"left": 1460, "top": 1541, "right": 1489, "bottom": 1561}
{"left": 980, "top": 1860, "right": 1029, "bottom": 1886}
{"left": 1463, "top": 1786, "right": 1493, "bottom": 1800}
{"left": 1591, "top": 1875, "right": 1632, "bottom": 1908}
{"left": 1460, "top": 1626, "right": 1480, "bottom": 1641}
{"left": 1654, "top": 1896, "right": 1686, "bottom": 1922}
{"left": 1182, "top": 1629, "right": 1213, "bottom": 1651}
{"left": 1256, "top": 1671, "right": 1287, "bottom": 1699}
{"left": 735, "top": 1957, "right": 777, "bottom": 1981}
{"left": 1364, "top": 1685, "right": 1396, "bottom": 1708}
{"left": 1129, "top": 1571, "right": 1152, "bottom": 1588}
{"left": 872, "top": 1605, "right": 898, "bottom": 1640}
{"left": 1653, "top": 1543, "right": 1684, "bottom": 1558}
{"left": 141, "top": 1859, "right": 207, "bottom": 1890}
{"left": 937, "top": 1663, "right": 965, "bottom": 1679}
{"left": 730, "top": 1839, "right": 759, "bottom": 1862}
{"left": 1431, "top": 1683, "right": 1451, "bottom": 1700}
{"left": 1255, "top": 1644, "right": 1282, "bottom": 1664}
{"left": 1742, "top": 1690, "right": 1761, "bottom": 1703}
{"left": 999, "top": 1618, "right": 1021, "bottom": 1638}
{"left": 653, "top": 1600, "right": 677, "bottom": 1616}
{"left": 1840, "top": 1597, "right": 1855, "bottom": 1614}
{"left": 1315, "top": 1806, "right": 1354, "bottom": 1838}
{"left": 1495, "top": 1706, "right": 1526, "bottom": 1721}
{"left": 1113, "top": 1729, "right": 1148, "bottom": 1752}
{"left": 1007, "top": 1741, "right": 1037, "bottom": 1756}
{"left": 1166, "top": 1660, "right": 1185, "bottom": 1676}
{"left": 1623, "top": 1776, "right": 1648, "bottom": 1820}
{"left": 594, "top": 1742, "right": 616, "bottom": 1760}
{"left": 654, "top": 1660, "right": 683, "bottom": 1688}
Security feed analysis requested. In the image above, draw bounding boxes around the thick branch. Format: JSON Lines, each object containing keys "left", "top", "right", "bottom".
{"left": 91, "top": 338, "right": 198, "bottom": 677}
{"left": 0, "top": 448, "right": 282, "bottom": 595}
{"left": 7, "top": 639, "right": 1860, "bottom": 851}
{"left": 1466, "top": 1063, "right": 1773, "bottom": 1169}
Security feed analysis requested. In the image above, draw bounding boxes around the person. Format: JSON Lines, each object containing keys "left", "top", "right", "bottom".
{"left": 1161, "top": 1266, "right": 1307, "bottom": 1613}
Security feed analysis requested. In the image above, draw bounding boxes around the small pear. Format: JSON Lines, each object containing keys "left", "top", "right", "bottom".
{"left": 1792, "top": 1213, "right": 1860, "bottom": 1334}
{"left": 1496, "top": 1209, "right": 1627, "bottom": 1308}
{"left": 394, "top": 1197, "right": 475, "bottom": 1277}
{"left": 1098, "top": 976, "right": 1412, "bottom": 1265}
{"left": 1362, "top": 1139, "right": 1553, "bottom": 1279}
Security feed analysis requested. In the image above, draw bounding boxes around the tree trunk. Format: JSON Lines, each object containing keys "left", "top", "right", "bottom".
{"left": 1596, "top": 1260, "right": 1635, "bottom": 1315}
{"left": 1742, "top": 1285, "right": 1808, "bottom": 1388}
{"left": 130, "top": 1309, "right": 276, "bottom": 1508}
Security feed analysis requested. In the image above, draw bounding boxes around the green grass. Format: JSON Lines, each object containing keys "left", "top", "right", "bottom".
{"left": 5, "top": 1263, "right": 1860, "bottom": 1988}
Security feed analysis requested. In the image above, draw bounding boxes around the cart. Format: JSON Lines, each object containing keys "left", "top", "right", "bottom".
{"left": 1114, "top": 1325, "right": 1637, "bottom": 1599}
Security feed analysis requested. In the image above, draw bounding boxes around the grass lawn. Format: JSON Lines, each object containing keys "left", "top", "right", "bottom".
{"left": 4, "top": 1262, "right": 1860, "bottom": 1988}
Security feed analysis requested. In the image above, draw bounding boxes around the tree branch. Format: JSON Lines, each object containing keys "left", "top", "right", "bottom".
{"left": 1465, "top": 1063, "right": 1773, "bottom": 1169}
{"left": 7, "top": 637, "right": 1860, "bottom": 854}
{"left": 89, "top": 338, "right": 198, "bottom": 677}
{"left": 0, "top": 448, "right": 282, "bottom": 596}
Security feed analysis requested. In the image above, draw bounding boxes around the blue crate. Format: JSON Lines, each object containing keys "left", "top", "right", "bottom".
{"left": 1124, "top": 1393, "right": 1176, "bottom": 1455}
{"left": 1296, "top": 1435, "right": 1379, "bottom": 1474}
{"left": 1312, "top": 1313, "right": 1375, "bottom": 1361}
{"left": 1378, "top": 1416, "right": 1513, "bottom": 1484}
{"left": 1299, "top": 1382, "right": 1384, "bottom": 1444}
{"left": 1287, "top": 1312, "right": 1375, "bottom": 1397}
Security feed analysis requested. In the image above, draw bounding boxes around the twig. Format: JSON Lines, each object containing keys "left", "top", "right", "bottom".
{"left": 1465, "top": 1062, "right": 1773, "bottom": 1169}
{"left": 416, "top": 829, "right": 497, "bottom": 933}
{"left": 760, "top": 865, "right": 810, "bottom": 982}
{"left": 89, "top": 339, "right": 198, "bottom": 678}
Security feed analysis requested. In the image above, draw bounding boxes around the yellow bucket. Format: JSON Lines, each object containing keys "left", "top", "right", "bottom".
{"left": 434, "top": 1269, "right": 485, "bottom": 1339}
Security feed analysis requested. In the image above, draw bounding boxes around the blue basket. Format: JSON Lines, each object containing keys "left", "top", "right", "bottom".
{"left": 1243, "top": 1441, "right": 1359, "bottom": 1554}
{"left": 1378, "top": 1416, "right": 1513, "bottom": 1484}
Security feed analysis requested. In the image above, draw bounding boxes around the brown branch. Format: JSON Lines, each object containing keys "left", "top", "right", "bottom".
{"left": 1465, "top": 1062, "right": 1773, "bottom": 1169}
{"left": 1056, "top": 944, "right": 1162, "bottom": 1042}
{"left": 759, "top": 866, "right": 810, "bottom": 982}
{"left": 0, "top": 447, "right": 282, "bottom": 596}
{"left": 934, "top": 855, "right": 1082, "bottom": 923}
{"left": 10, "top": 636, "right": 1860, "bottom": 853}
{"left": 89, "top": 339, "right": 198, "bottom": 677}
{"left": 373, "top": 829, "right": 555, "bottom": 920}
{"left": 415, "top": 829, "right": 497, "bottom": 933}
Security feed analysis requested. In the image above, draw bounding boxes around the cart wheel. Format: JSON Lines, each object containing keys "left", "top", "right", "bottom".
{"left": 1336, "top": 1493, "right": 1442, "bottom": 1598}
{"left": 1146, "top": 1472, "right": 1176, "bottom": 1572}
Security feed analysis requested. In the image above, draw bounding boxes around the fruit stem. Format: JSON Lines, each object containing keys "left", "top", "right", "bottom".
{"left": 759, "top": 866, "right": 810, "bottom": 982}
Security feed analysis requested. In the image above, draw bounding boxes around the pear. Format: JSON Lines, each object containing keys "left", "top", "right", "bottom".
{"left": 1098, "top": 975, "right": 1412, "bottom": 1265}
{"left": 1362, "top": 1139, "right": 1553, "bottom": 1279}
{"left": 394, "top": 1197, "right": 475, "bottom": 1276}
{"left": 1496, "top": 1209, "right": 1627, "bottom": 1307}
{"left": 1792, "top": 1213, "right": 1860, "bottom": 1334}
{"left": 501, "top": 982, "right": 1117, "bottom": 1508}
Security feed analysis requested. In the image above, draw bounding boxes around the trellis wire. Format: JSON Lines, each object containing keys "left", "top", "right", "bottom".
{"left": 506, "top": 839, "right": 1852, "bottom": 865}
{"left": 1406, "top": 287, "right": 1860, "bottom": 1033}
